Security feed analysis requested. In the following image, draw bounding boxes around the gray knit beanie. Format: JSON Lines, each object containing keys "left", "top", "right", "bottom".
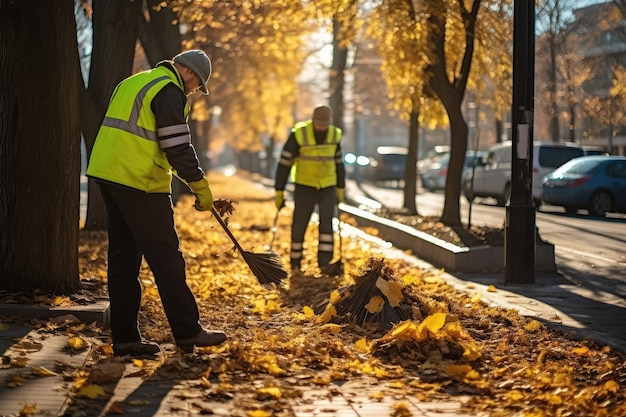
{"left": 173, "top": 50, "right": 212, "bottom": 95}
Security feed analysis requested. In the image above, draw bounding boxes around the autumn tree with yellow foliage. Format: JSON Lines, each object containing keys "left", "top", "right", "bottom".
{"left": 425, "top": 0, "right": 512, "bottom": 226}
{"left": 363, "top": 0, "right": 512, "bottom": 225}
{"left": 172, "top": 0, "right": 317, "bottom": 170}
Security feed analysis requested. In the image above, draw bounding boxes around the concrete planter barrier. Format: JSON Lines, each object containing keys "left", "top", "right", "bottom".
{"left": 340, "top": 204, "right": 556, "bottom": 273}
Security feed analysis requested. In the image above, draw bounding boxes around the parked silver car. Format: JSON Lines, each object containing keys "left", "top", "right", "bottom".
{"left": 420, "top": 151, "right": 487, "bottom": 191}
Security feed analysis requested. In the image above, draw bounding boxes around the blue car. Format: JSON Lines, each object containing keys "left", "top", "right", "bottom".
{"left": 542, "top": 155, "right": 626, "bottom": 217}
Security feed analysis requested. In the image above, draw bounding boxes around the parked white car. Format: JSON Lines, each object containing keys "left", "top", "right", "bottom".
{"left": 463, "top": 141, "right": 587, "bottom": 206}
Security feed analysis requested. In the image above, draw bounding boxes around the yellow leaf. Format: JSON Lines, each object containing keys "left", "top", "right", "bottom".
{"left": 51, "top": 296, "right": 72, "bottom": 306}
{"left": 67, "top": 336, "right": 88, "bottom": 350}
{"left": 329, "top": 290, "right": 341, "bottom": 304}
{"left": 470, "top": 293, "right": 482, "bottom": 303}
{"left": 460, "top": 340, "right": 482, "bottom": 361}
{"left": 252, "top": 299, "right": 267, "bottom": 313}
{"left": 19, "top": 404, "right": 37, "bottom": 415}
{"left": 77, "top": 384, "right": 106, "bottom": 399}
{"left": 445, "top": 364, "right": 472, "bottom": 378}
{"left": 355, "top": 337, "right": 370, "bottom": 353}
{"left": 571, "top": 346, "right": 590, "bottom": 355}
{"left": 318, "top": 304, "right": 336, "bottom": 323}
{"left": 369, "top": 391, "right": 384, "bottom": 400}
{"left": 388, "top": 381, "right": 404, "bottom": 388}
{"left": 320, "top": 323, "right": 342, "bottom": 334}
{"left": 548, "top": 394, "right": 563, "bottom": 405}
{"left": 423, "top": 312, "right": 447, "bottom": 334}
{"left": 524, "top": 320, "right": 542, "bottom": 332}
{"left": 302, "top": 306, "right": 314, "bottom": 317}
{"left": 32, "top": 366, "right": 58, "bottom": 377}
{"left": 604, "top": 379, "right": 620, "bottom": 393}
{"left": 374, "top": 367, "right": 389, "bottom": 378}
{"left": 248, "top": 410, "right": 271, "bottom": 417}
{"left": 392, "top": 402, "right": 410, "bottom": 412}
{"left": 365, "top": 296, "right": 385, "bottom": 314}
{"left": 265, "top": 299, "right": 281, "bottom": 312}
{"left": 390, "top": 321, "right": 420, "bottom": 340}
{"left": 507, "top": 390, "right": 524, "bottom": 401}
{"left": 486, "top": 285, "right": 497, "bottom": 292}
{"left": 267, "top": 363, "right": 286, "bottom": 376}
{"left": 375, "top": 277, "right": 404, "bottom": 306}
{"left": 256, "top": 386, "right": 282, "bottom": 399}
{"left": 465, "top": 370, "right": 481, "bottom": 380}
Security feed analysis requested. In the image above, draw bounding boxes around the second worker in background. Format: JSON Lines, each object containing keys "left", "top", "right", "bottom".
{"left": 274, "top": 105, "right": 345, "bottom": 275}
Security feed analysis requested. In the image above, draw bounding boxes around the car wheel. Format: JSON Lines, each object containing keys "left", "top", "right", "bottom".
{"left": 588, "top": 190, "right": 612, "bottom": 217}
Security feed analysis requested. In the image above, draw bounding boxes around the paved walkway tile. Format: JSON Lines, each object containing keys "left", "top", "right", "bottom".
{"left": 0, "top": 323, "right": 89, "bottom": 416}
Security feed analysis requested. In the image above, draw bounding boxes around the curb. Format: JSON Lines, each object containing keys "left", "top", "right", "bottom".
{"left": 339, "top": 203, "right": 556, "bottom": 273}
{"left": 0, "top": 301, "right": 110, "bottom": 324}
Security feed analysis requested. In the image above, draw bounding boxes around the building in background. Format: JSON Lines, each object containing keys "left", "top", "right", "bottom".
{"left": 560, "top": 2, "right": 626, "bottom": 154}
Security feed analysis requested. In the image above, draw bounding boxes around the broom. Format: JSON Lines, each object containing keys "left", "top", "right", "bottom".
{"left": 211, "top": 206, "right": 288, "bottom": 288}
{"left": 314, "top": 257, "right": 410, "bottom": 329}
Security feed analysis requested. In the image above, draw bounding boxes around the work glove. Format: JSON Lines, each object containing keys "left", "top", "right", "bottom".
{"left": 188, "top": 177, "right": 213, "bottom": 211}
{"left": 336, "top": 188, "right": 345, "bottom": 204}
{"left": 275, "top": 190, "right": 285, "bottom": 210}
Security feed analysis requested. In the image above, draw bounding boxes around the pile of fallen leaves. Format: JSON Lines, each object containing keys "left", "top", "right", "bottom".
{"left": 3, "top": 172, "right": 626, "bottom": 417}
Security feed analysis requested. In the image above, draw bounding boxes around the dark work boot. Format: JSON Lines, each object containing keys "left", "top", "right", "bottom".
{"left": 113, "top": 340, "right": 161, "bottom": 358}
{"left": 176, "top": 329, "right": 227, "bottom": 353}
{"left": 320, "top": 262, "right": 343, "bottom": 276}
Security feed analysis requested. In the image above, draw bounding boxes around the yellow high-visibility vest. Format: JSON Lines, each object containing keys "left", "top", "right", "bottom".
{"left": 87, "top": 65, "right": 189, "bottom": 193}
{"left": 291, "top": 121, "right": 342, "bottom": 189}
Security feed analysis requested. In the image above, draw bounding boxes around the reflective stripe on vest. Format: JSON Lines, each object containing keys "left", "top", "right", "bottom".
{"left": 291, "top": 121, "right": 342, "bottom": 189}
{"left": 100, "top": 75, "right": 170, "bottom": 143}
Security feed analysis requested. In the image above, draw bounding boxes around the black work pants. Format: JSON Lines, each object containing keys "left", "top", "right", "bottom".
{"left": 291, "top": 184, "right": 337, "bottom": 268}
{"left": 99, "top": 183, "right": 202, "bottom": 343}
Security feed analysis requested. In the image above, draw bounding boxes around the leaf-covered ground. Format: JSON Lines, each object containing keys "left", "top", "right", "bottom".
{"left": 361, "top": 208, "right": 506, "bottom": 248}
{"left": 3, "top": 173, "right": 626, "bottom": 417}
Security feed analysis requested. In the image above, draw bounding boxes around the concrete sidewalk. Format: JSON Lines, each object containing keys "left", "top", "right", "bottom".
{"left": 2, "top": 247, "right": 624, "bottom": 416}
{"left": 2, "top": 173, "right": 624, "bottom": 416}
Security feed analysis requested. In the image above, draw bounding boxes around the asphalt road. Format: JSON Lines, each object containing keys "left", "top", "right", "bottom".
{"left": 348, "top": 180, "right": 626, "bottom": 302}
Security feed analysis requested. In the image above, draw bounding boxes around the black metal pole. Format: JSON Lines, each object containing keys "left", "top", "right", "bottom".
{"left": 505, "top": 0, "right": 536, "bottom": 284}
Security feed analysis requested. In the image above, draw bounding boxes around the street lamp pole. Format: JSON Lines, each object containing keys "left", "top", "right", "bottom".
{"left": 505, "top": 0, "right": 536, "bottom": 284}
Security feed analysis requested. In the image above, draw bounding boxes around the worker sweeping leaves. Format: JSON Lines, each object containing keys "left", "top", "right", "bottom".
{"left": 274, "top": 105, "right": 346, "bottom": 276}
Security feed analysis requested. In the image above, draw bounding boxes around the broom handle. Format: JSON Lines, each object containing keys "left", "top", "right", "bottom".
{"left": 211, "top": 206, "right": 246, "bottom": 253}
{"left": 269, "top": 209, "right": 280, "bottom": 248}
{"left": 336, "top": 204, "right": 343, "bottom": 255}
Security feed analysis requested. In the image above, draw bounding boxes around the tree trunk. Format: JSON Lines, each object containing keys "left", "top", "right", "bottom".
{"left": 403, "top": 108, "right": 420, "bottom": 215}
{"left": 81, "top": 0, "right": 143, "bottom": 230}
{"left": 426, "top": 0, "right": 480, "bottom": 227}
{"left": 0, "top": 0, "right": 81, "bottom": 292}
{"left": 329, "top": 17, "right": 348, "bottom": 132}
{"left": 140, "top": 0, "right": 182, "bottom": 64}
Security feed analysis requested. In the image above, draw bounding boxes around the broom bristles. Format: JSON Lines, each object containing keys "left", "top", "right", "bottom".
{"left": 241, "top": 250, "right": 288, "bottom": 288}
{"left": 314, "top": 258, "right": 410, "bottom": 329}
